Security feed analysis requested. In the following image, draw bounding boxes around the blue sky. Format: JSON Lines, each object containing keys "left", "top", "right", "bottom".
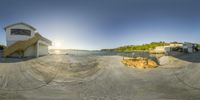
{"left": 0, "top": 0, "right": 200, "bottom": 50}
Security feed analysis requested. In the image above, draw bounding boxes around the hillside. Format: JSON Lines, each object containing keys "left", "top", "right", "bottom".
{"left": 101, "top": 42, "right": 169, "bottom": 52}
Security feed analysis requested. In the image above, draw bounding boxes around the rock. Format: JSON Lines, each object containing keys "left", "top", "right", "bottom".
{"left": 158, "top": 56, "right": 175, "bottom": 65}
{"left": 122, "top": 57, "right": 159, "bottom": 69}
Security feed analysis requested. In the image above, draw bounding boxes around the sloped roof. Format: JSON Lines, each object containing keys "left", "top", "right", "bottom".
{"left": 36, "top": 32, "right": 52, "bottom": 45}
{"left": 4, "top": 22, "right": 36, "bottom": 31}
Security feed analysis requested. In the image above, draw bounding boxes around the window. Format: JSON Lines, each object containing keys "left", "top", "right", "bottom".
{"left": 11, "top": 29, "right": 31, "bottom": 36}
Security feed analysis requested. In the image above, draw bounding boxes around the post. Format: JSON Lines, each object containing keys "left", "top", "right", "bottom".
{"left": 36, "top": 41, "right": 39, "bottom": 57}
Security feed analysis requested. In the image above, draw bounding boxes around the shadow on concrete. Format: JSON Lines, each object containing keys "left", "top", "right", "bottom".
{"left": 0, "top": 57, "right": 36, "bottom": 63}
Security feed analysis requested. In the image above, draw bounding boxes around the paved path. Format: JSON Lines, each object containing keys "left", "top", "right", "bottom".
{"left": 0, "top": 55, "right": 200, "bottom": 100}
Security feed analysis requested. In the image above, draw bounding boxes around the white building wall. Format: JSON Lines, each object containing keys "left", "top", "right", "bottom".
{"left": 38, "top": 44, "right": 49, "bottom": 56}
{"left": 155, "top": 46, "right": 165, "bottom": 52}
{"left": 170, "top": 44, "right": 183, "bottom": 47}
{"left": 5, "top": 24, "right": 35, "bottom": 46}
{"left": 23, "top": 43, "right": 48, "bottom": 57}
{"left": 188, "top": 48, "right": 193, "bottom": 53}
{"left": 24, "top": 45, "right": 36, "bottom": 57}
{"left": 9, "top": 43, "right": 49, "bottom": 58}
{"left": 154, "top": 46, "right": 171, "bottom": 53}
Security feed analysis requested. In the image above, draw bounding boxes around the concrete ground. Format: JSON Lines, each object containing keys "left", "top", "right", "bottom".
{"left": 0, "top": 53, "right": 200, "bottom": 100}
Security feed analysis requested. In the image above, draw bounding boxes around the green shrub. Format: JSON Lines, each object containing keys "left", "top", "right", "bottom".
{"left": 0, "top": 45, "right": 5, "bottom": 50}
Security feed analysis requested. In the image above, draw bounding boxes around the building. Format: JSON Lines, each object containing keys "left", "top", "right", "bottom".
{"left": 151, "top": 42, "right": 199, "bottom": 54}
{"left": 169, "top": 43, "right": 183, "bottom": 47}
{"left": 152, "top": 46, "right": 171, "bottom": 53}
{"left": 183, "top": 42, "right": 198, "bottom": 53}
{"left": 3, "top": 22, "right": 52, "bottom": 57}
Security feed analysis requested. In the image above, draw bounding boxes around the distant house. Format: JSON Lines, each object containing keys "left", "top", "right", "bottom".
{"left": 3, "top": 22, "right": 52, "bottom": 57}
{"left": 151, "top": 42, "right": 198, "bottom": 54}
{"left": 151, "top": 42, "right": 184, "bottom": 54}
{"left": 183, "top": 42, "right": 198, "bottom": 53}
{"left": 152, "top": 46, "right": 171, "bottom": 54}
{"left": 169, "top": 43, "right": 183, "bottom": 47}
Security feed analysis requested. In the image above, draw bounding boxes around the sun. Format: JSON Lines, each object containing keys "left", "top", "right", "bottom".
{"left": 54, "top": 41, "right": 62, "bottom": 49}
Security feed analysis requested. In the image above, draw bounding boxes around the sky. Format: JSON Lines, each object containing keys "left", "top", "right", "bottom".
{"left": 1, "top": 0, "right": 200, "bottom": 50}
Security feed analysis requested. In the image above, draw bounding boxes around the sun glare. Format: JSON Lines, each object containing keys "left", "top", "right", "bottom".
{"left": 54, "top": 41, "right": 62, "bottom": 49}
{"left": 55, "top": 50, "right": 61, "bottom": 54}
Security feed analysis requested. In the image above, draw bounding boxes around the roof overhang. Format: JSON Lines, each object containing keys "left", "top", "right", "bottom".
{"left": 4, "top": 22, "right": 36, "bottom": 31}
{"left": 35, "top": 33, "right": 52, "bottom": 46}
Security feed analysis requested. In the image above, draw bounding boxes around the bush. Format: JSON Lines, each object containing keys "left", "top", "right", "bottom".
{"left": 0, "top": 45, "right": 5, "bottom": 50}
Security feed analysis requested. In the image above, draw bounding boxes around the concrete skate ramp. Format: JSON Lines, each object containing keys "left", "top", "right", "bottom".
{"left": 1, "top": 53, "right": 200, "bottom": 99}
{"left": 0, "top": 55, "right": 99, "bottom": 91}
{"left": 160, "top": 52, "right": 200, "bottom": 90}
{"left": 0, "top": 55, "right": 61, "bottom": 91}
{"left": 174, "top": 63, "right": 200, "bottom": 90}
{"left": 171, "top": 53, "right": 200, "bottom": 90}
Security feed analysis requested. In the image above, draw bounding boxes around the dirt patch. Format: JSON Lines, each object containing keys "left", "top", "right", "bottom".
{"left": 122, "top": 57, "right": 159, "bottom": 69}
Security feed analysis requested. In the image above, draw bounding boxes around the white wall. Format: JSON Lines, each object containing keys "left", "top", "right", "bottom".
{"left": 5, "top": 24, "right": 35, "bottom": 46}
{"left": 38, "top": 43, "right": 49, "bottom": 56}
{"left": 170, "top": 44, "right": 183, "bottom": 47}
{"left": 155, "top": 46, "right": 165, "bottom": 52}
{"left": 24, "top": 45, "right": 36, "bottom": 57}
{"left": 9, "top": 43, "right": 49, "bottom": 57}
{"left": 155, "top": 46, "right": 171, "bottom": 53}
{"left": 188, "top": 48, "right": 193, "bottom": 53}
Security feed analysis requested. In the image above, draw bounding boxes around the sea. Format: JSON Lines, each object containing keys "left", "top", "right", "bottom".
{"left": 49, "top": 49, "right": 164, "bottom": 59}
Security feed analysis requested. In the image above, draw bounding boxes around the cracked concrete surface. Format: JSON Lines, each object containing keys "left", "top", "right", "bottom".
{"left": 0, "top": 53, "right": 200, "bottom": 100}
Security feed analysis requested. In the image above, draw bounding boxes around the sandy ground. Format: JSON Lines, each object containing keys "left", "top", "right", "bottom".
{"left": 0, "top": 53, "right": 200, "bottom": 100}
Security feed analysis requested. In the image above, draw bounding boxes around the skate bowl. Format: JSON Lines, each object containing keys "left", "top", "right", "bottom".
{"left": 0, "top": 52, "right": 200, "bottom": 99}
{"left": 0, "top": 55, "right": 100, "bottom": 91}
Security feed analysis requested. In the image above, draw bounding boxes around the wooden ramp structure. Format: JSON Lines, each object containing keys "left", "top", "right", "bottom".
{"left": 3, "top": 33, "right": 49, "bottom": 57}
